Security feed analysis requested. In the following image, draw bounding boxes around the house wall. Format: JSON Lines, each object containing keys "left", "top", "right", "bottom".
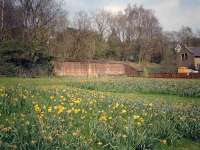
{"left": 53, "top": 61, "right": 137, "bottom": 76}
{"left": 194, "top": 57, "right": 200, "bottom": 70}
{"left": 177, "top": 48, "right": 194, "bottom": 68}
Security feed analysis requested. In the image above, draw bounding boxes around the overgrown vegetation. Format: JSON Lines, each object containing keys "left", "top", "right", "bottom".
{"left": 0, "top": 77, "right": 200, "bottom": 149}
{"left": 0, "top": 0, "right": 58, "bottom": 76}
{"left": 0, "top": 40, "right": 53, "bottom": 76}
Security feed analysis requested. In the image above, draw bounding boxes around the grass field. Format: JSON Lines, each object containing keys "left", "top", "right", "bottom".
{"left": 0, "top": 77, "right": 200, "bottom": 150}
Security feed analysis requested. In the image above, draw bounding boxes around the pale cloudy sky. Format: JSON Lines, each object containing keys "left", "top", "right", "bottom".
{"left": 63, "top": 0, "right": 200, "bottom": 31}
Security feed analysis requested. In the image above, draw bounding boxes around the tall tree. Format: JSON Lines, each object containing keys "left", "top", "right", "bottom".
{"left": 178, "top": 26, "right": 193, "bottom": 46}
{"left": 71, "top": 11, "right": 96, "bottom": 59}
{"left": 107, "top": 28, "right": 121, "bottom": 59}
{"left": 93, "top": 10, "right": 110, "bottom": 40}
{"left": 15, "top": 0, "right": 61, "bottom": 43}
{"left": 0, "top": 0, "right": 4, "bottom": 33}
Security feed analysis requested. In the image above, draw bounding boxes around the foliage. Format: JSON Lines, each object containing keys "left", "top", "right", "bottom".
{"left": 0, "top": 40, "right": 53, "bottom": 76}
{"left": 106, "top": 29, "right": 121, "bottom": 59}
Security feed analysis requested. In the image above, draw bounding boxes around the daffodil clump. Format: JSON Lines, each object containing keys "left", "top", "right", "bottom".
{"left": 0, "top": 78, "right": 200, "bottom": 150}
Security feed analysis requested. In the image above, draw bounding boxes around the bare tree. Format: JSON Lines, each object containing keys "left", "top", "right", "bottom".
{"left": 121, "top": 4, "right": 163, "bottom": 62}
{"left": 73, "top": 11, "right": 92, "bottom": 32}
{"left": 15, "top": 0, "right": 62, "bottom": 43}
{"left": 93, "top": 10, "right": 110, "bottom": 40}
{"left": 70, "top": 11, "right": 96, "bottom": 59}
{"left": 178, "top": 26, "right": 193, "bottom": 46}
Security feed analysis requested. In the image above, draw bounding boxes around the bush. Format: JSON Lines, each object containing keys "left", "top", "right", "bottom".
{"left": 0, "top": 40, "right": 53, "bottom": 77}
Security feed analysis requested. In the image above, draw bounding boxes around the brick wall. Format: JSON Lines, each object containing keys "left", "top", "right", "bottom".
{"left": 53, "top": 61, "right": 137, "bottom": 77}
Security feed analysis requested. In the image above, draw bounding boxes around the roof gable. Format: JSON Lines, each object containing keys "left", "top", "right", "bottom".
{"left": 176, "top": 44, "right": 193, "bottom": 55}
{"left": 176, "top": 44, "right": 200, "bottom": 57}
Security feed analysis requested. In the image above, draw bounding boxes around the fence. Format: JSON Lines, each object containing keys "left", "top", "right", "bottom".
{"left": 148, "top": 73, "right": 200, "bottom": 79}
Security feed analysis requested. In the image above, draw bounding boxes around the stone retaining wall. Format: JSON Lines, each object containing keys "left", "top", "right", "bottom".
{"left": 53, "top": 61, "right": 137, "bottom": 77}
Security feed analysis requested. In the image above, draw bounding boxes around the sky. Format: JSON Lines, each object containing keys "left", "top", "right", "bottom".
{"left": 63, "top": 0, "right": 200, "bottom": 32}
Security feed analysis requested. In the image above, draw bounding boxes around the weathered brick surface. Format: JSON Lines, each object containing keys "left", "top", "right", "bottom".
{"left": 53, "top": 61, "right": 137, "bottom": 76}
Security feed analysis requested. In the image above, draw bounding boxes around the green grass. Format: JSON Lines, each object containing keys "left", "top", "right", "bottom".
{"left": 1, "top": 76, "right": 200, "bottom": 97}
{"left": 0, "top": 77, "right": 199, "bottom": 149}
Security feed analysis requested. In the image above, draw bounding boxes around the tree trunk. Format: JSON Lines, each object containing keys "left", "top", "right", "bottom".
{"left": 1, "top": 0, "right": 4, "bottom": 40}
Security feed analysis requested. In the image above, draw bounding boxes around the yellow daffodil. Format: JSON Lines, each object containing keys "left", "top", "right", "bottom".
{"left": 48, "top": 106, "right": 52, "bottom": 112}
{"left": 8, "top": 144, "right": 17, "bottom": 149}
{"left": 54, "top": 105, "right": 65, "bottom": 114}
{"left": 99, "top": 113, "right": 108, "bottom": 122}
{"left": 66, "top": 109, "right": 72, "bottom": 113}
{"left": 122, "top": 109, "right": 127, "bottom": 113}
{"left": 34, "top": 104, "right": 41, "bottom": 113}
{"left": 160, "top": 140, "right": 167, "bottom": 144}
{"left": 72, "top": 130, "right": 81, "bottom": 137}
{"left": 60, "top": 96, "right": 65, "bottom": 100}
{"left": 72, "top": 98, "right": 81, "bottom": 104}
{"left": 31, "top": 140, "right": 37, "bottom": 144}
{"left": 74, "top": 109, "right": 81, "bottom": 114}
{"left": 97, "top": 141, "right": 103, "bottom": 145}
{"left": 149, "top": 103, "right": 153, "bottom": 107}
{"left": 50, "top": 96, "right": 55, "bottom": 100}
{"left": 133, "top": 115, "right": 140, "bottom": 120}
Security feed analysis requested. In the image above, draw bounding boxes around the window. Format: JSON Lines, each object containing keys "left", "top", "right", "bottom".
{"left": 197, "top": 64, "right": 200, "bottom": 71}
{"left": 181, "top": 54, "right": 184, "bottom": 61}
{"left": 181, "top": 53, "right": 188, "bottom": 61}
{"left": 185, "top": 53, "right": 188, "bottom": 60}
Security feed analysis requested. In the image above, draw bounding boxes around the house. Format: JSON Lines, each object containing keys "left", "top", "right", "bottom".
{"left": 175, "top": 44, "right": 200, "bottom": 70}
